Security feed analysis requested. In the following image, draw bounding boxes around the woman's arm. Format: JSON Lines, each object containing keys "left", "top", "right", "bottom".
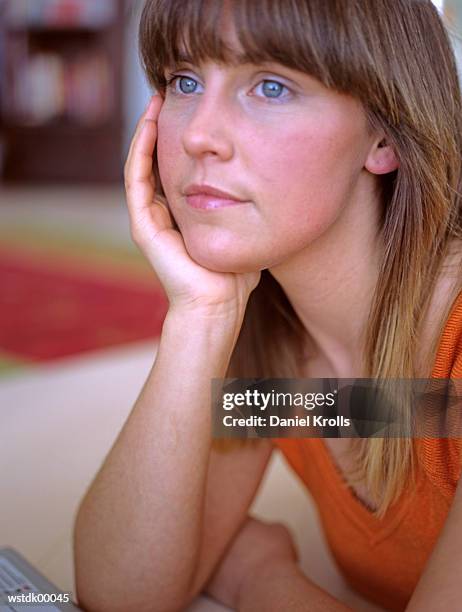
{"left": 404, "top": 474, "right": 462, "bottom": 611}
{"left": 73, "top": 308, "right": 242, "bottom": 612}
{"left": 238, "top": 560, "right": 354, "bottom": 612}
{"left": 205, "top": 515, "right": 354, "bottom": 611}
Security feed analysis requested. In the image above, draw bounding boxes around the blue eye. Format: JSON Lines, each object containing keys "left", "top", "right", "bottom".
{"left": 256, "top": 79, "right": 290, "bottom": 100}
{"left": 165, "top": 74, "right": 201, "bottom": 95}
{"left": 256, "top": 80, "right": 288, "bottom": 99}
{"left": 178, "top": 76, "right": 198, "bottom": 94}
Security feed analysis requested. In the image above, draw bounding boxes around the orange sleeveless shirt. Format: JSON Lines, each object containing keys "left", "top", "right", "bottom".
{"left": 272, "top": 291, "right": 462, "bottom": 611}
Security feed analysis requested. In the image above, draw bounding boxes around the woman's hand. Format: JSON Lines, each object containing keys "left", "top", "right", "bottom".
{"left": 205, "top": 516, "right": 299, "bottom": 609}
{"left": 124, "top": 95, "right": 261, "bottom": 319}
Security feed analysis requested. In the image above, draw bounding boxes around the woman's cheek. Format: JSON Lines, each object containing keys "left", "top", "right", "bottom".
{"left": 252, "top": 134, "right": 340, "bottom": 248}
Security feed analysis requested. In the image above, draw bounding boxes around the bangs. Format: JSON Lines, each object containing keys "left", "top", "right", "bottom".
{"left": 139, "top": 0, "right": 455, "bottom": 136}
{"left": 139, "top": 0, "right": 350, "bottom": 93}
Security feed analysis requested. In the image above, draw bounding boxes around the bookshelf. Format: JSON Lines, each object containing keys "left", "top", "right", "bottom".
{"left": 0, "top": 0, "right": 126, "bottom": 183}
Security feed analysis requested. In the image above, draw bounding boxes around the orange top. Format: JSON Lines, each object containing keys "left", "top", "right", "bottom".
{"left": 272, "top": 290, "right": 462, "bottom": 612}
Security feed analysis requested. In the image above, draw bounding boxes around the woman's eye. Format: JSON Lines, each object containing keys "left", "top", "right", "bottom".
{"left": 253, "top": 79, "right": 290, "bottom": 101}
{"left": 165, "top": 74, "right": 201, "bottom": 95}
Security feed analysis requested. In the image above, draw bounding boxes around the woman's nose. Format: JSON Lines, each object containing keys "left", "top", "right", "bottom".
{"left": 181, "top": 94, "right": 235, "bottom": 161}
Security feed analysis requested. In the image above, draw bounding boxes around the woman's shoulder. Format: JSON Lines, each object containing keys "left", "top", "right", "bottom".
{"left": 429, "top": 287, "right": 462, "bottom": 378}
{"left": 415, "top": 240, "right": 462, "bottom": 497}
{"left": 417, "top": 239, "right": 462, "bottom": 378}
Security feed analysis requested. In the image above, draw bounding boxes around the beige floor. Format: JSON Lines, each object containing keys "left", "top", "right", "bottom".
{"left": 0, "top": 187, "right": 384, "bottom": 611}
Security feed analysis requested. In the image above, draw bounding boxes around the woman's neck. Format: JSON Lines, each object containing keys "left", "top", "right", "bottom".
{"left": 269, "top": 178, "right": 383, "bottom": 378}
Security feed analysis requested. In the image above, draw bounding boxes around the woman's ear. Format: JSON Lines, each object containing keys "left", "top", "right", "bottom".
{"left": 365, "top": 136, "right": 400, "bottom": 175}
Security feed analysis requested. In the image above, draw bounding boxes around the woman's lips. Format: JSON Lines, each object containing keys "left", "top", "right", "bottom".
{"left": 185, "top": 194, "right": 249, "bottom": 210}
{"left": 183, "top": 183, "right": 249, "bottom": 210}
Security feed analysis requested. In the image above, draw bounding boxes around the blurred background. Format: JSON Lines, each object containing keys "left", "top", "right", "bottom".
{"left": 0, "top": 1, "right": 461, "bottom": 608}
{"left": 0, "top": 0, "right": 167, "bottom": 377}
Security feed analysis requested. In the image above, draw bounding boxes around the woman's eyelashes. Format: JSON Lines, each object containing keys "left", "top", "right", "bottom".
{"left": 164, "top": 72, "right": 293, "bottom": 103}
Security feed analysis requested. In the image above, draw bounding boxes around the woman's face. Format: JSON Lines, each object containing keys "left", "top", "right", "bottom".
{"left": 156, "top": 38, "right": 378, "bottom": 273}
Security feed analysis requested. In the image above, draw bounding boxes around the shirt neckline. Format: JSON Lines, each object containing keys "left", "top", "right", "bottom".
{"left": 314, "top": 438, "right": 425, "bottom": 545}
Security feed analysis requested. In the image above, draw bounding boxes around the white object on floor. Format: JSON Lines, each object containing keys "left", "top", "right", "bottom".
{"left": 0, "top": 341, "right": 383, "bottom": 611}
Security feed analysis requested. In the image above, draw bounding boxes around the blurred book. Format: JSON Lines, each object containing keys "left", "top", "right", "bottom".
{"left": 15, "top": 53, "right": 66, "bottom": 124}
{"left": 5, "top": 49, "right": 114, "bottom": 126}
{"left": 5, "top": 0, "right": 116, "bottom": 29}
{"left": 66, "top": 52, "right": 113, "bottom": 125}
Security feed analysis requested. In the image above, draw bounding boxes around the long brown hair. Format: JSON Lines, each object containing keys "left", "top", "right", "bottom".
{"left": 139, "top": 0, "right": 462, "bottom": 519}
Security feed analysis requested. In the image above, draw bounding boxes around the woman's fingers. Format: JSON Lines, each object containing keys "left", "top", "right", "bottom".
{"left": 125, "top": 95, "right": 162, "bottom": 191}
{"left": 124, "top": 95, "right": 165, "bottom": 243}
{"left": 125, "top": 94, "right": 162, "bottom": 170}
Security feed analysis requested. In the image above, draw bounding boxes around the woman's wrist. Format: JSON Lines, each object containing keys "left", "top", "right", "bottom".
{"left": 237, "top": 558, "right": 354, "bottom": 612}
{"left": 236, "top": 558, "right": 303, "bottom": 611}
{"left": 164, "top": 304, "right": 245, "bottom": 346}
{"left": 167, "top": 299, "right": 246, "bottom": 327}
{"left": 157, "top": 306, "right": 244, "bottom": 376}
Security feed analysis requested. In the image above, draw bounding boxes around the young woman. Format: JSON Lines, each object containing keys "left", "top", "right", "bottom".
{"left": 73, "top": 1, "right": 462, "bottom": 610}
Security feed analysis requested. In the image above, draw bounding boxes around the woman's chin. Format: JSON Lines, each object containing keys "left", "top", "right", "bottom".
{"left": 184, "top": 239, "right": 261, "bottom": 274}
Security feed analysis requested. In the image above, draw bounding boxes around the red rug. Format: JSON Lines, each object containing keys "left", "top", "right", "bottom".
{"left": 0, "top": 247, "right": 168, "bottom": 364}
